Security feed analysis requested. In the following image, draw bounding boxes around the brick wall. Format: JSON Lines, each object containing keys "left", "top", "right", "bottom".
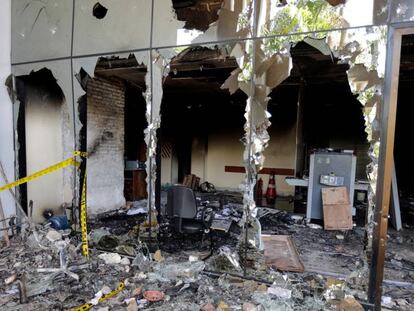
{"left": 87, "top": 77, "right": 125, "bottom": 214}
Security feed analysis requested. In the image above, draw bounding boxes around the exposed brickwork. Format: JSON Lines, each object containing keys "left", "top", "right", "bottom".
{"left": 87, "top": 77, "right": 126, "bottom": 213}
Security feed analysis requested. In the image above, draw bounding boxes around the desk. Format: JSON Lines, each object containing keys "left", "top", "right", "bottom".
{"left": 285, "top": 177, "right": 369, "bottom": 191}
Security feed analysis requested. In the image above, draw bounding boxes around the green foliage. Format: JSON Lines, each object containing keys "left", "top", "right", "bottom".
{"left": 262, "top": 0, "right": 343, "bottom": 54}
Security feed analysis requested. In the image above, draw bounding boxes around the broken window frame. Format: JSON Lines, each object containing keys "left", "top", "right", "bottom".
{"left": 367, "top": 23, "right": 414, "bottom": 308}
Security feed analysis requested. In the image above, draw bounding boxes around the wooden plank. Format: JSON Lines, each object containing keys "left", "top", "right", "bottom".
{"left": 322, "top": 187, "right": 352, "bottom": 230}
{"left": 262, "top": 235, "right": 304, "bottom": 273}
{"left": 225, "top": 166, "right": 295, "bottom": 176}
{"left": 323, "top": 204, "right": 353, "bottom": 230}
{"left": 321, "top": 187, "right": 349, "bottom": 205}
{"left": 132, "top": 170, "right": 147, "bottom": 200}
{"left": 368, "top": 26, "right": 414, "bottom": 310}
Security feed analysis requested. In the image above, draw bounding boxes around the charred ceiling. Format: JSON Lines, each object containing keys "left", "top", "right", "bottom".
{"left": 171, "top": 0, "right": 225, "bottom": 31}
{"left": 289, "top": 41, "right": 349, "bottom": 85}
{"left": 15, "top": 68, "right": 66, "bottom": 104}
{"left": 94, "top": 54, "right": 147, "bottom": 89}
{"left": 166, "top": 46, "right": 240, "bottom": 96}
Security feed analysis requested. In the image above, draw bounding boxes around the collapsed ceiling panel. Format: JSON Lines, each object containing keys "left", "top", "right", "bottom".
{"left": 11, "top": 0, "right": 73, "bottom": 63}
{"left": 72, "top": 0, "right": 152, "bottom": 56}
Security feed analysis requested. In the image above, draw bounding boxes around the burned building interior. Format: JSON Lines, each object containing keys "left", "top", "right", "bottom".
{"left": 1, "top": 1, "right": 414, "bottom": 311}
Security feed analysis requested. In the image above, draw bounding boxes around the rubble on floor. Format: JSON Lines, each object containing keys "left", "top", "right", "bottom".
{"left": 0, "top": 193, "right": 413, "bottom": 310}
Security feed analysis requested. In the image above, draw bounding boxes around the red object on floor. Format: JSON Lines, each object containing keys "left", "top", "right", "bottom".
{"left": 266, "top": 172, "right": 277, "bottom": 205}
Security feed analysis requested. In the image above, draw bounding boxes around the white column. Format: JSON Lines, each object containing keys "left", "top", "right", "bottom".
{"left": 0, "top": 1, "right": 16, "bottom": 221}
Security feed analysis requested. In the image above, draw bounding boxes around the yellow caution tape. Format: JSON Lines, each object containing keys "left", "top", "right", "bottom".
{"left": 80, "top": 174, "right": 88, "bottom": 257}
{"left": 74, "top": 151, "right": 88, "bottom": 158}
{"left": 0, "top": 151, "right": 88, "bottom": 193}
{"left": 0, "top": 157, "right": 79, "bottom": 192}
{"left": 0, "top": 151, "right": 89, "bottom": 257}
{"left": 74, "top": 151, "right": 89, "bottom": 257}
{"left": 68, "top": 281, "right": 125, "bottom": 311}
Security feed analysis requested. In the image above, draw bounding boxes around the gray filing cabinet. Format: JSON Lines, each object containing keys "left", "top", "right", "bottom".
{"left": 306, "top": 151, "right": 356, "bottom": 220}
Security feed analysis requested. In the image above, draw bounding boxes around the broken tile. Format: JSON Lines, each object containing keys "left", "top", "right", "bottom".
{"left": 46, "top": 230, "right": 62, "bottom": 242}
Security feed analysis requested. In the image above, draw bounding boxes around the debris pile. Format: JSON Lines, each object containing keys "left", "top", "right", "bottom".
{"left": 0, "top": 191, "right": 413, "bottom": 310}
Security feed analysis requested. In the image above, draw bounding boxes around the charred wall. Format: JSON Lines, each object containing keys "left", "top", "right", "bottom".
{"left": 13, "top": 68, "right": 70, "bottom": 222}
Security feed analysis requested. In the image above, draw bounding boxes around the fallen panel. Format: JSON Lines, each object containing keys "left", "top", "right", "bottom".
{"left": 262, "top": 234, "right": 304, "bottom": 273}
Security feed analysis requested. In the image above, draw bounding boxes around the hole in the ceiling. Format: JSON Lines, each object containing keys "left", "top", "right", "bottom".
{"left": 171, "top": 0, "right": 224, "bottom": 32}
{"left": 325, "top": 0, "right": 346, "bottom": 6}
{"left": 93, "top": 2, "right": 108, "bottom": 19}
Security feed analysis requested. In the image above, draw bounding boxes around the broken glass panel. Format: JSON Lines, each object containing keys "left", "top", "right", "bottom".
{"left": 389, "top": 0, "right": 414, "bottom": 23}
{"left": 152, "top": 0, "right": 254, "bottom": 48}
{"left": 72, "top": 55, "right": 99, "bottom": 142}
{"left": 230, "top": 23, "right": 387, "bottom": 260}
{"left": 73, "top": 52, "right": 150, "bottom": 215}
{"left": 153, "top": 43, "right": 248, "bottom": 220}
{"left": 73, "top": 0, "right": 152, "bottom": 56}
{"left": 11, "top": 0, "right": 73, "bottom": 63}
{"left": 257, "top": 0, "right": 386, "bottom": 39}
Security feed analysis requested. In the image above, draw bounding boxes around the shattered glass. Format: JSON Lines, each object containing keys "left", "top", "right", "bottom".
{"left": 389, "top": 0, "right": 414, "bottom": 23}
{"left": 11, "top": 0, "right": 73, "bottom": 63}
{"left": 152, "top": 0, "right": 254, "bottom": 48}
{"left": 150, "top": 43, "right": 242, "bottom": 217}
{"left": 257, "top": 0, "right": 386, "bottom": 39}
{"left": 72, "top": 55, "right": 99, "bottom": 140}
{"left": 73, "top": 52, "right": 151, "bottom": 214}
{"left": 6, "top": 3, "right": 409, "bottom": 307}
{"left": 327, "top": 26, "right": 387, "bottom": 252}
{"left": 223, "top": 25, "right": 386, "bottom": 257}
{"left": 73, "top": 0, "right": 152, "bottom": 56}
{"left": 143, "top": 50, "right": 163, "bottom": 222}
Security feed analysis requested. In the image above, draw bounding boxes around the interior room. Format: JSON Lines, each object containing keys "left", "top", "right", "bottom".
{"left": 1, "top": 1, "right": 414, "bottom": 310}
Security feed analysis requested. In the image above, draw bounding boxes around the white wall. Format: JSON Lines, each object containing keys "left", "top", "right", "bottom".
{"left": 25, "top": 94, "right": 66, "bottom": 222}
{"left": 0, "top": 1, "right": 16, "bottom": 224}
{"left": 186, "top": 126, "right": 296, "bottom": 195}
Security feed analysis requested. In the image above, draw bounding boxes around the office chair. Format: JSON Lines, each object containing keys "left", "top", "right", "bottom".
{"left": 166, "top": 185, "right": 214, "bottom": 252}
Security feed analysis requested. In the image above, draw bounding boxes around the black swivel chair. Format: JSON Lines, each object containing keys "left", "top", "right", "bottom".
{"left": 166, "top": 185, "right": 214, "bottom": 252}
